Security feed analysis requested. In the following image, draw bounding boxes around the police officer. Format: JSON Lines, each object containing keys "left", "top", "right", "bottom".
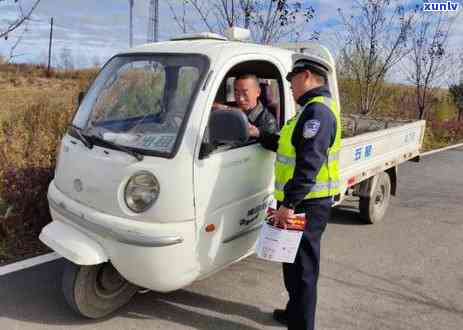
{"left": 249, "top": 59, "right": 341, "bottom": 330}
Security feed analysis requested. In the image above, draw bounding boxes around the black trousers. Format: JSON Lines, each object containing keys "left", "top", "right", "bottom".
{"left": 281, "top": 198, "right": 332, "bottom": 330}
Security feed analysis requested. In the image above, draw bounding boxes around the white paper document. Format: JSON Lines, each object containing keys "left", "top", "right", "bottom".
{"left": 256, "top": 222, "right": 303, "bottom": 263}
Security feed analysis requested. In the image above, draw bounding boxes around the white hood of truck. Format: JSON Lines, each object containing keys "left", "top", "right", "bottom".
{"left": 53, "top": 134, "right": 194, "bottom": 223}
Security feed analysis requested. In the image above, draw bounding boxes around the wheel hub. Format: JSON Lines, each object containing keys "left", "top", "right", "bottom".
{"left": 95, "top": 264, "right": 127, "bottom": 298}
{"left": 374, "top": 185, "right": 385, "bottom": 205}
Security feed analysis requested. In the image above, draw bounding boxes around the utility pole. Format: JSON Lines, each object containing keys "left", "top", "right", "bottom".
{"left": 129, "top": 0, "right": 134, "bottom": 47}
{"left": 154, "top": 0, "right": 159, "bottom": 42}
{"left": 147, "top": 0, "right": 159, "bottom": 42}
{"left": 47, "top": 17, "right": 53, "bottom": 74}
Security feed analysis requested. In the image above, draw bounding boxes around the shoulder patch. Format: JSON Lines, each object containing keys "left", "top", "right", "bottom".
{"left": 303, "top": 119, "right": 321, "bottom": 139}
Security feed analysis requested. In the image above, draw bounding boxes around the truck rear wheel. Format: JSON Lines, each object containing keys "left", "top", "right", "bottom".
{"left": 359, "top": 172, "right": 391, "bottom": 224}
{"left": 62, "top": 261, "right": 137, "bottom": 319}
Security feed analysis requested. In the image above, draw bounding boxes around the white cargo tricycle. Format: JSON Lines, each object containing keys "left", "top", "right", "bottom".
{"left": 40, "top": 28, "right": 424, "bottom": 318}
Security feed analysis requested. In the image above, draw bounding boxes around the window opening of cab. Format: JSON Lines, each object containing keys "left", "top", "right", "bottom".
{"left": 207, "top": 59, "right": 284, "bottom": 151}
{"left": 72, "top": 54, "right": 208, "bottom": 158}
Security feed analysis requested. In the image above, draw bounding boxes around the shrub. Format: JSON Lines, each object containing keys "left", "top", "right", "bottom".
{"left": 449, "top": 82, "right": 463, "bottom": 121}
{"left": 0, "top": 98, "right": 74, "bottom": 238}
{"left": 1, "top": 168, "right": 53, "bottom": 235}
{"left": 427, "top": 120, "right": 463, "bottom": 146}
{"left": 0, "top": 62, "right": 98, "bottom": 244}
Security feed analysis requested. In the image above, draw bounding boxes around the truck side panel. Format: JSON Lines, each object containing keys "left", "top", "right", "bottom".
{"left": 335, "top": 120, "right": 425, "bottom": 204}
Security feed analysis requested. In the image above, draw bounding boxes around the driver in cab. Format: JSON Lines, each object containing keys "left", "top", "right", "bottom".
{"left": 213, "top": 74, "right": 277, "bottom": 136}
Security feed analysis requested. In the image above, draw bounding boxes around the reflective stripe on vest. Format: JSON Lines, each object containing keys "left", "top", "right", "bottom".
{"left": 274, "top": 96, "right": 341, "bottom": 201}
{"left": 275, "top": 180, "right": 341, "bottom": 193}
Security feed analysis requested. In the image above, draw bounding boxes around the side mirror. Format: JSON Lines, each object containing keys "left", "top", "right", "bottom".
{"left": 209, "top": 110, "right": 249, "bottom": 145}
{"left": 77, "top": 91, "right": 85, "bottom": 106}
{"left": 199, "top": 142, "right": 215, "bottom": 159}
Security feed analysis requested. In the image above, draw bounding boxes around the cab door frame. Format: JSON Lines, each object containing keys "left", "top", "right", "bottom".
{"left": 192, "top": 53, "right": 293, "bottom": 275}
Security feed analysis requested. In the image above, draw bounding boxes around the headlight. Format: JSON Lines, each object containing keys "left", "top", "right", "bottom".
{"left": 124, "top": 171, "right": 160, "bottom": 213}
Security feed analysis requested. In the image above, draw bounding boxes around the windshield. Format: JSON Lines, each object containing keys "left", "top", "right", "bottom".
{"left": 72, "top": 54, "right": 208, "bottom": 156}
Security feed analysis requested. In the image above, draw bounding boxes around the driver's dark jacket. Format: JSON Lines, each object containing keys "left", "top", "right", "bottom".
{"left": 245, "top": 101, "right": 278, "bottom": 135}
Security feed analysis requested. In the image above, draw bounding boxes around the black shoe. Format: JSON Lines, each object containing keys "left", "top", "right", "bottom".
{"left": 273, "top": 309, "right": 288, "bottom": 326}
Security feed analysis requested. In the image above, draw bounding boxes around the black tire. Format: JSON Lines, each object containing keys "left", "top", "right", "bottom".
{"left": 359, "top": 172, "right": 391, "bottom": 224}
{"left": 62, "top": 261, "right": 137, "bottom": 319}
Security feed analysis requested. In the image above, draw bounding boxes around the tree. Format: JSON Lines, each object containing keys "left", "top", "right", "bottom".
{"left": 449, "top": 82, "right": 463, "bottom": 121}
{"left": 403, "top": 7, "right": 456, "bottom": 119}
{"left": 6, "top": 20, "right": 29, "bottom": 62}
{"left": 166, "top": 0, "right": 317, "bottom": 44}
{"left": 447, "top": 51, "right": 463, "bottom": 121}
{"left": 0, "top": 0, "right": 41, "bottom": 40}
{"left": 338, "top": 0, "right": 415, "bottom": 115}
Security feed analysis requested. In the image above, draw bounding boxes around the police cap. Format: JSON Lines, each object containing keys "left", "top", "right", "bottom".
{"left": 285, "top": 60, "right": 329, "bottom": 82}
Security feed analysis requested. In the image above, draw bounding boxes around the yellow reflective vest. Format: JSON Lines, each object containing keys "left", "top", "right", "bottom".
{"left": 274, "top": 96, "right": 341, "bottom": 201}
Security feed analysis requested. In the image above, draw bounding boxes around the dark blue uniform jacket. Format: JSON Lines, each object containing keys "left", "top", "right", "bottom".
{"left": 259, "top": 85, "right": 337, "bottom": 209}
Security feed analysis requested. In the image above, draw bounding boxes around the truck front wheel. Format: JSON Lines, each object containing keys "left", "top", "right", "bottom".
{"left": 359, "top": 172, "right": 391, "bottom": 224}
{"left": 62, "top": 261, "right": 137, "bottom": 319}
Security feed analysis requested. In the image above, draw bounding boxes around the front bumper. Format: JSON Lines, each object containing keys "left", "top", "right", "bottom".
{"left": 42, "top": 181, "right": 200, "bottom": 292}
{"left": 39, "top": 220, "right": 108, "bottom": 265}
{"left": 48, "top": 197, "right": 183, "bottom": 247}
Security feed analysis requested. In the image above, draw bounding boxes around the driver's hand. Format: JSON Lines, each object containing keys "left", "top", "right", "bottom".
{"left": 212, "top": 102, "right": 230, "bottom": 111}
{"left": 248, "top": 124, "right": 260, "bottom": 138}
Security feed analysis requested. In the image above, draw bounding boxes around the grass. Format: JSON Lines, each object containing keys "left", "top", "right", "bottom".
{"left": 0, "top": 199, "right": 8, "bottom": 216}
{"left": 0, "top": 199, "right": 11, "bottom": 262}
{"left": 0, "top": 240, "right": 9, "bottom": 261}
{"left": 0, "top": 62, "right": 98, "bottom": 265}
{"left": 422, "top": 129, "right": 449, "bottom": 151}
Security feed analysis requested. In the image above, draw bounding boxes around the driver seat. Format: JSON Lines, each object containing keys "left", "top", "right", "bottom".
{"left": 259, "top": 81, "right": 280, "bottom": 127}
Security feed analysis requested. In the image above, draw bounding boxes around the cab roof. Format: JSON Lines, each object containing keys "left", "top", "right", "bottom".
{"left": 124, "top": 32, "right": 335, "bottom": 73}
{"left": 128, "top": 39, "right": 294, "bottom": 61}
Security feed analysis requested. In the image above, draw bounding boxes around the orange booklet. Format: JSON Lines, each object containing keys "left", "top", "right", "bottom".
{"left": 266, "top": 207, "right": 307, "bottom": 231}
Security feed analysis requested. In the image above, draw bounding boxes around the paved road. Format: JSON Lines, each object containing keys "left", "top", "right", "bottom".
{"left": 1, "top": 147, "right": 463, "bottom": 330}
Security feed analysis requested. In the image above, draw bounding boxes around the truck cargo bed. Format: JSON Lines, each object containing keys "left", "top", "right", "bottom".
{"left": 335, "top": 115, "right": 426, "bottom": 205}
{"left": 342, "top": 114, "right": 417, "bottom": 137}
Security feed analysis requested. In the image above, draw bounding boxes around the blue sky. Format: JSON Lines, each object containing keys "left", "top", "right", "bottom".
{"left": 0, "top": 0, "right": 462, "bottom": 69}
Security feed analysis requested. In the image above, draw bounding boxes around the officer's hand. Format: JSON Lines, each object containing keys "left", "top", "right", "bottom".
{"left": 272, "top": 206, "right": 296, "bottom": 229}
{"left": 248, "top": 124, "right": 260, "bottom": 138}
